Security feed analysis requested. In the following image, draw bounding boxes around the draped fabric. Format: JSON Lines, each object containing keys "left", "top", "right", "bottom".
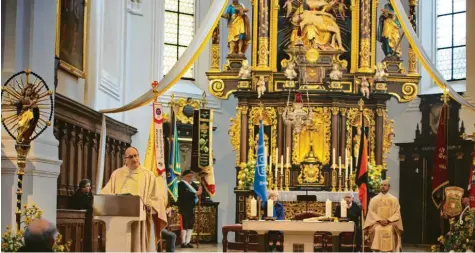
{"left": 390, "top": 0, "right": 475, "bottom": 112}
{"left": 431, "top": 103, "right": 449, "bottom": 208}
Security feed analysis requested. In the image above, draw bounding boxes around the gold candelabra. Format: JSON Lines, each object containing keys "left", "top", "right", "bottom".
{"left": 279, "top": 167, "right": 284, "bottom": 191}
{"left": 344, "top": 170, "right": 349, "bottom": 192}
{"left": 284, "top": 163, "right": 291, "bottom": 191}
{"left": 331, "top": 163, "right": 337, "bottom": 192}
{"left": 338, "top": 174, "right": 343, "bottom": 192}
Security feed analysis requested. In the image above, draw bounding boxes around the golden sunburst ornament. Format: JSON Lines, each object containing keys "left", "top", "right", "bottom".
{"left": 305, "top": 48, "right": 320, "bottom": 63}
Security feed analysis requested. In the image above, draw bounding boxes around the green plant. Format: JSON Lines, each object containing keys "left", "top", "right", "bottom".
{"left": 238, "top": 161, "right": 256, "bottom": 190}
{"left": 433, "top": 209, "right": 475, "bottom": 252}
{"left": 368, "top": 162, "right": 386, "bottom": 194}
{"left": 1, "top": 204, "right": 71, "bottom": 252}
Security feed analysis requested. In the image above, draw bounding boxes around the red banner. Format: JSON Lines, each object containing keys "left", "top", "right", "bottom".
{"left": 431, "top": 103, "right": 449, "bottom": 208}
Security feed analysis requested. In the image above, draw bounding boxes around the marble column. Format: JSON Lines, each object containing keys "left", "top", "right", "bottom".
{"left": 1, "top": 0, "right": 61, "bottom": 230}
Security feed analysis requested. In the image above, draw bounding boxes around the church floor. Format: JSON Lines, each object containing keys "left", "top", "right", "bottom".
{"left": 176, "top": 243, "right": 432, "bottom": 252}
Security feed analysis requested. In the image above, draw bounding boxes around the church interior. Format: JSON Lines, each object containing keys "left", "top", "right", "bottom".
{"left": 1, "top": 0, "right": 474, "bottom": 252}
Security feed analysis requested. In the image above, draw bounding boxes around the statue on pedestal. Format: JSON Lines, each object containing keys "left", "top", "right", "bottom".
{"left": 377, "top": 1, "right": 402, "bottom": 58}
{"left": 222, "top": 0, "right": 251, "bottom": 56}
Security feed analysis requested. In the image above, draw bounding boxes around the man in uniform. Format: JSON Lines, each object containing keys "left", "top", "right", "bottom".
{"left": 177, "top": 170, "right": 202, "bottom": 248}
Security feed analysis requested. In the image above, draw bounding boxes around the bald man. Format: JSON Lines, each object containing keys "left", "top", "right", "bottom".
{"left": 101, "top": 146, "right": 165, "bottom": 252}
{"left": 18, "top": 219, "right": 56, "bottom": 252}
{"left": 364, "top": 180, "right": 403, "bottom": 252}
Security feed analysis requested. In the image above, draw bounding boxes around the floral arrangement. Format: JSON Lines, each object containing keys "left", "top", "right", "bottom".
{"left": 1, "top": 204, "right": 71, "bottom": 252}
{"left": 238, "top": 161, "right": 256, "bottom": 190}
{"left": 367, "top": 162, "right": 386, "bottom": 194}
{"left": 432, "top": 209, "right": 475, "bottom": 252}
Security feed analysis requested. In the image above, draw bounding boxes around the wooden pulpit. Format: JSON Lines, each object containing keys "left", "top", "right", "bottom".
{"left": 93, "top": 194, "right": 146, "bottom": 252}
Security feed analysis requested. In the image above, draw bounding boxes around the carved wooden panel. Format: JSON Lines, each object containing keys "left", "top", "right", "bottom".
{"left": 56, "top": 209, "right": 86, "bottom": 252}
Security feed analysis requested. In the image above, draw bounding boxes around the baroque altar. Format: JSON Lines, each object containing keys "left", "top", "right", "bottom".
{"left": 207, "top": 0, "right": 420, "bottom": 223}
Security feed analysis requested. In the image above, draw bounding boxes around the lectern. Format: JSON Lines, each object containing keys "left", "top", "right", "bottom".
{"left": 93, "top": 194, "right": 146, "bottom": 252}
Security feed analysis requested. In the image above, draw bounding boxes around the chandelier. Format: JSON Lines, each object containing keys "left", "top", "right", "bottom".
{"left": 282, "top": 92, "right": 313, "bottom": 133}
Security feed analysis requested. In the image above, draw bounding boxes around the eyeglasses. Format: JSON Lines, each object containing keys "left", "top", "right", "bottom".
{"left": 125, "top": 154, "right": 139, "bottom": 159}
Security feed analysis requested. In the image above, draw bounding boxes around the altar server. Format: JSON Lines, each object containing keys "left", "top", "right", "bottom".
{"left": 100, "top": 146, "right": 164, "bottom": 252}
{"left": 335, "top": 193, "right": 362, "bottom": 251}
{"left": 363, "top": 179, "right": 403, "bottom": 252}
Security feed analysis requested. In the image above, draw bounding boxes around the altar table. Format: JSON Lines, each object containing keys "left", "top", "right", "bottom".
{"left": 242, "top": 220, "right": 354, "bottom": 252}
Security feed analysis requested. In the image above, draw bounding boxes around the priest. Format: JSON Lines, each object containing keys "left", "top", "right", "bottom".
{"left": 100, "top": 146, "right": 164, "bottom": 252}
{"left": 363, "top": 179, "right": 403, "bottom": 252}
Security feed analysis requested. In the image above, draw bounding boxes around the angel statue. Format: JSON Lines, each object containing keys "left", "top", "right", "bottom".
{"left": 360, "top": 77, "right": 370, "bottom": 99}
{"left": 238, "top": 60, "right": 252, "bottom": 79}
{"left": 256, "top": 76, "right": 266, "bottom": 98}
{"left": 221, "top": 0, "right": 251, "bottom": 56}
{"left": 284, "top": 61, "right": 298, "bottom": 80}
{"left": 283, "top": 0, "right": 294, "bottom": 18}
{"left": 11, "top": 83, "right": 40, "bottom": 143}
{"left": 377, "top": 1, "right": 402, "bottom": 57}
{"left": 329, "top": 63, "right": 343, "bottom": 80}
{"left": 374, "top": 63, "right": 389, "bottom": 81}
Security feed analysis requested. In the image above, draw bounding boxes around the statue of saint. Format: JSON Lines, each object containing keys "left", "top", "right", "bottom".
{"left": 377, "top": 2, "right": 402, "bottom": 57}
{"left": 298, "top": 0, "right": 345, "bottom": 51}
{"left": 12, "top": 84, "right": 40, "bottom": 143}
{"left": 221, "top": 0, "right": 251, "bottom": 56}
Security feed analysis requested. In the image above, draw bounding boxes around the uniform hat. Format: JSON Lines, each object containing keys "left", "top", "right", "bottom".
{"left": 182, "top": 170, "right": 193, "bottom": 176}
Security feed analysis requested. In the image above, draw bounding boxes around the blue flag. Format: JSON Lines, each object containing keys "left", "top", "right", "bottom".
{"left": 253, "top": 120, "right": 268, "bottom": 202}
{"left": 167, "top": 117, "right": 181, "bottom": 201}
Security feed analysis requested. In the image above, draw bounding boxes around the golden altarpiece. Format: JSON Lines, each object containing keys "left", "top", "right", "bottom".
{"left": 207, "top": 0, "right": 420, "bottom": 223}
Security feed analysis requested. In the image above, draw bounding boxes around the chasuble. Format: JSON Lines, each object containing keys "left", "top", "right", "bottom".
{"left": 363, "top": 192, "right": 403, "bottom": 252}
{"left": 100, "top": 165, "right": 164, "bottom": 252}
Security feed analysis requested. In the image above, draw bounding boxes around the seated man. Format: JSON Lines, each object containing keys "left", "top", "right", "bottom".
{"left": 262, "top": 190, "right": 285, "bottom": 251}
{"left": 335, "top": 193, "right": 362, "bottom": 251}
{"left": 18, "top": 219, "right": 56, "bottom": 252}
{"left": 159, "top": 207, "right": 177, "bottom": 252}
{"left": 363, "top": 179, "right": 403, "bottom": 252}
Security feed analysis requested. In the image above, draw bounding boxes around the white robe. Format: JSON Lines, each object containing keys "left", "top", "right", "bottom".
{"left": 100, "top": 166, "right": 163, "bottom": 252}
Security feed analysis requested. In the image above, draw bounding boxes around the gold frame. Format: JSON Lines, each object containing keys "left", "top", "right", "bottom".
{"left": 55, "top": 0, "right": 88, "bottom": 78}
{"left": 248, "top": 106, "right": 277, "bottom": 163}
{"left": 346, "top": 108, "right": 376, "bottom": 162}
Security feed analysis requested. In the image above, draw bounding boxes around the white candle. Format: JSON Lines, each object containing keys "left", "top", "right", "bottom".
{"left": 281, "top": 155, "right": 284, "bottom": 175}
{"left": 286, "top": 147, "right": 290, "bottom": 165}
{"left": 275, "top": 148, "right": 278, "bottom": 179}
{"left": 340, "top": 199, "right": 347, "bottom": 218}
{"left": 332, "top": 148, "right": 336, "bottom": 165}
{"left": 325, "top": 199, "right": 332, "bottom": 217}
{"left": 339, "top": 156, "right": 342, "bottom": 175}
{"left": 345, "top": 152, "right": 349, "bottom": 178}
{"left": 250, "top": 197, "right": 257, "bottom": 217}
{"left": 267, "top": 199, "right": 274, "bottom": 218}
{"left": 350, "top": 156, "right": 353, "bottom": 174}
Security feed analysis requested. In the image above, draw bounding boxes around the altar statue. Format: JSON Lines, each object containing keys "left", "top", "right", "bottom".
{"left": 238, "top": 59, "right": 251, "bottom": 79}
{"left": 377, "top": 1, "right": 402, "bottom": 57}
{"left": 360, "top": 77, "right": 370, "bottom": 99}
{"left": 222, "top": 0, "right": 251, "bottom": 56}
{"left": 329, "top": 63, "right": 343, "bottom": 80}
{"left": 299, "top": 0, "right": 345, "bottom": 51}
{"left": 256, "top": 76, "right": 266, "bottom": 98}
{"left": 12, "top": 84, "right": 40, "bottom": 144}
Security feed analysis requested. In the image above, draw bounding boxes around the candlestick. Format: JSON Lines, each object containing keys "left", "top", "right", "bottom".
{"left": 269, "top": 154, "right": 272, "bottom": 175}
{"left": 280, "top": 155, "right": 284, "bottom": 191}
{"left": 338, "top": 175, "right": 343, "bottom": 192}
{"left": 274, "top": 154, "right": 278, "bottom": 190}
{"left": 325, "top": 199, "right": 332, "bottom": 217}
{"left": 345, "top": 150, "right": 348, "bottom": 171}
{"left": 339, "top": 156, "right": 342, "bottom": 175}
{"left": 350, "top": 155, "right": 353, "bottom": 174}
{"left": 331, "top": 163, "right": 337, "bottom": 192}
{"left": 340, "top": 199, "right": 347, "bottom": 218}
{"left": 345, "top": 173, "right": 349, "bottom": 192}
{"left": 284, "top": 163, "right": 290, "bottom": 191}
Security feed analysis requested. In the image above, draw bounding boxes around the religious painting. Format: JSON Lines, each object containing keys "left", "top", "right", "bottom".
{"left": 276, "top": 0, "right": 352, "bottom": 72}
{"left": 179, "top": 140, "right": 192, "bottom": 171}
{"left": 56, "top": 0, "right": 88, "bottom": 78}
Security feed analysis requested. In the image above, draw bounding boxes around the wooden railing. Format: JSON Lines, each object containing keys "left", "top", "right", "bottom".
{"left": 54, "top": 93, "right": 137, "bottom": 208}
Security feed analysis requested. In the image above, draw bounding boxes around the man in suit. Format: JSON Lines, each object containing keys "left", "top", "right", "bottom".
{"left": 335, "top": 193, "right": 362, "bottom": 251}
{"left": 177, "top": 170, "right": 202, "bottom": 248}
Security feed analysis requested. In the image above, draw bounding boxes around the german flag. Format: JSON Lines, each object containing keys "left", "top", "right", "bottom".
{"left": 356, "top": 121, "right": 369, "bottom": 216}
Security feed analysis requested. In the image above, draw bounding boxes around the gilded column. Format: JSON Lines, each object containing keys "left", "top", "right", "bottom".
{"left": 408, "top": 0, "right": 418, "bottom": 75}
{"left": 340, "top": 108, "right": 347, "bottom": 163}
{"left": 209, "top": 21, "right": 221, "bottom": 72}
{"left": 375, "top": 108, "right": 384, "bottom": 165}
{"left": 358, "top": 0, "right": 372, "bottom": 73}
{"left": 240, "top": 106, "right": 249, "bottom": 164}
{"left": 277, "top": 107, "right": 284, "bottom": 159}
{"left": 257, "top": 0, "right": 270, "bottom": 69}
{"left": 331, "top": 107, "right": 340, "bottom": 163}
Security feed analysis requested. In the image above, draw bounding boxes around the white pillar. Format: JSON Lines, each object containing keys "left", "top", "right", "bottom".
{"left": 460, "top": 0, "right": 475, "bottom": 133}
{"left": 1, "top": 0, "right": 61, "bottom": 231}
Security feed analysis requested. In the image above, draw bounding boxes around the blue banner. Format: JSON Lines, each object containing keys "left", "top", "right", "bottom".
{"left": 167, "top": 118, "right": 181, "bottom": 201}
{"left": 253, "top": 120, "right": 268, "bottom": 202}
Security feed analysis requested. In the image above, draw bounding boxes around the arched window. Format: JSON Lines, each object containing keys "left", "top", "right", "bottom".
{"left": 163, "top": 0, "right": 195, "bottom": 79}
{"left": 436, "top": 0, "right": 466, "bottom": 81}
